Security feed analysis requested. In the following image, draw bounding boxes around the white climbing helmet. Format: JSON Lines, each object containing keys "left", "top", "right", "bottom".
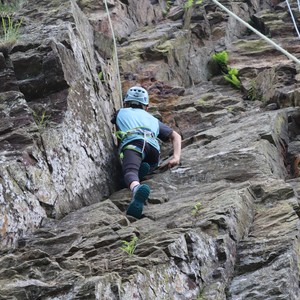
{"left": 124, "top": 86, "right": 149, "bottom": 106}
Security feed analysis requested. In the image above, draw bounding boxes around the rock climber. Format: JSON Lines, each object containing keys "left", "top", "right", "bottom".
{"left": 111, "top": 86, "right": 182, "bottom": 219}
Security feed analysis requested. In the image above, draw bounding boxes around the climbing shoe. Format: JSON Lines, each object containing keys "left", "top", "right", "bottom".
{"left": 126, "top": 184, "right": 150, "bottom": 219}
{"left": 138, "top": 162, "right": 150, "bottom": 181}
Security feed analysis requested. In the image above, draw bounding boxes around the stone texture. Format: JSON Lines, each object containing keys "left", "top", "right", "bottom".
{"left": 0, "top": 0, "right": 121, "bottom": 247}
{"left": 1, "top": 0, "right": 300, "bottom": 299}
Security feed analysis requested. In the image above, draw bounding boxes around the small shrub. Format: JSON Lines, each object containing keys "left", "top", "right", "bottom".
{"left": 192, "top": 202, "right": 202, "bottom": 216}
{"left": 120, "top": 236, "right": 138, "bottom": 256}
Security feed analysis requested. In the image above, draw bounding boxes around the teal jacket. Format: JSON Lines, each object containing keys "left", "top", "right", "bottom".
{"left": 115, "top": 108, "right": 160, "bottom": 152}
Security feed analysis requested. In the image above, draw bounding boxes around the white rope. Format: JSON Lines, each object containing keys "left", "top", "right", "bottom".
{"left": 103, "top": 0, "right": 123, "bottom": 105}
{"left": 211, "top": 0, "right": 300, "bottom": 65}
{"left": 286, "top": 0, "right": 300, "bottom": 39}
{"left": 297, "top": 0, "right": 300, "bottom": 11}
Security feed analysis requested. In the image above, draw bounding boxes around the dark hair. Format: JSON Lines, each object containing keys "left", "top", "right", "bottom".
{"left": 126, "top": 102, "right": 144, "bottom": 109}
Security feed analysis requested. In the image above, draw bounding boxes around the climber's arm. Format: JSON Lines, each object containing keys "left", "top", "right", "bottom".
{"left": 167, "top": 130, "right": 181, "bottom": 168}
{"left": 158, "top": 121, "right": 182, "bottom": 169}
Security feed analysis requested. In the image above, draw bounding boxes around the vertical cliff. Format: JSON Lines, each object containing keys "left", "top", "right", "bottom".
{"left": 1, "top": 0, "right": 300, "bottom": 299}
{"left": 0, "top": 0, "right": 121, "bottom": 248}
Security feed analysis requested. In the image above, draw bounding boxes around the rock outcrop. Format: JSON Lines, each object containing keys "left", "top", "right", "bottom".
{"left": 1, "top": 0, "right": 300, "bottom": 299}
{"left": 0, "top": 0, "right": 121, "bottom": 248}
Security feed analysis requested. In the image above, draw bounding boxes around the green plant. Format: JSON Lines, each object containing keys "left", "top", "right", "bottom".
{"left": 120, "top": 236, "right": 138, "bottom": 256}
{"left": 212, "top": 51, "right": 241, "bottom": 90}
{"left": 98, "top": 71, "right": 106, "bottom": 84}
{"left": 191, "top": 202, "right": 202, "bottom": 216}
{"left": 212, "top": 50, "right": 229, "bottom": 71}
{"left": 0, "top": 1, "right": 20, "bottom": 15}
{"left": 185, "top": 0, "right": 203, "bottom": 9}
{"left": 198, "top": 98, "right": 206, "bottom": 105}
{"left": 166, "top": 0, "right": 172, "bottom": 12}
{"left": 226, "top": 106, "right": 234, "bottom": 112}
{"left": 0, "top": 15, "right": 22, "bottom": 43}
{"left": 224, "top": 67, "right": 241, "bottom": 89}
{"left": 162, "top": 0, "right": 174, "bottom": 17}
{"left": 247, "top": 80, "right": 258, "bottom": 100}
{"left": 32, "top": 110, "right": 49, "bottom": 130}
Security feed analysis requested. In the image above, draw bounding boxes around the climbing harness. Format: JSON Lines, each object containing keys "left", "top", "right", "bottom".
{"left": 286, "top": 0, "right": 300, "bottom": 39}
{"left": 116, "top": 127, "right": 156, "bottom": 159}
{"left": 115, "top": 127, "right": 155, "bottom": 141}
{"left": 211, "top": 0, "right": 300, "bottom": 65}
{"left": 119, "top": 144, "right": 144, "bottom": 160}
{"left": 103, "top": 0, "right": 123, "bottom": 104}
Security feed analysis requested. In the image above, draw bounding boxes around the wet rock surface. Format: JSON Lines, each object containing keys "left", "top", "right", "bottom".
{"left": 1, "top": 0, "right": 300, "bottom": 299}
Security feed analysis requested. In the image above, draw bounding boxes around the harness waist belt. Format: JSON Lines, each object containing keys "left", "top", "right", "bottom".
{"left": 116, "top": 127, "right": 155, "bottom": 141}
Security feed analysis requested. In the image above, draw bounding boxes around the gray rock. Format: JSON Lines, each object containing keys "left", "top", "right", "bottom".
{"left": 1, "top": 0, "right": 300, "bottom": 299}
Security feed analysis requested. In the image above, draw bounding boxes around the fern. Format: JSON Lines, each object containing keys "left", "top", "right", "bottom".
{"left": 224, "top": 68, "right": 241, "bottom": 89}
{"left": 120, "top": 236, "right": 138, "bottom": 256}
{"left": 228, "top": 67, "right": 238, "bottom": 76}
{"left": 212, "top": 50, "right": 229, "bottom": 69}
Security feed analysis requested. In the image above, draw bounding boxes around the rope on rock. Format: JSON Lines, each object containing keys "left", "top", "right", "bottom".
{"left": 286, "top": 0, "right": 300, "bottom": 39}
{"left": 103, "top": 0, "right": 123, "bottom": 105}
{"left": 211, "top": 0, "right": 300, "bottom": 65}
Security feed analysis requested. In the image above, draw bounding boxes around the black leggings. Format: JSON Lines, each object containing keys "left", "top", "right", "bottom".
{"left": 122, "top": 140, "right": 159, "bottom": 187}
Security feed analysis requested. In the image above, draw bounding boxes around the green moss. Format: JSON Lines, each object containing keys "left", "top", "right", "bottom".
{"left": 184, "top": 0, "right": 203, "bottom": 9}
{"left": 154, "top": 40, "right": 173, "bottom": 54}
{"left": 197, "top": 94, "right": 213, "bottom": 105}
{"left": 233, "top": 39, "right": 272, "bottom": 53}
{"left": 198, "top": 98, "right": 206, "bottom": 105}
{"left": 226, "top": 106, "right": 234, "bottom": 112}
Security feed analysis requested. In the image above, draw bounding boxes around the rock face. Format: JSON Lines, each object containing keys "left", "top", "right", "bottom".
{"left": 1, "top": 0, "right": 300, "bottom": 299}
{"left": 0, "top": 0, "right": 121, "bottom": 248}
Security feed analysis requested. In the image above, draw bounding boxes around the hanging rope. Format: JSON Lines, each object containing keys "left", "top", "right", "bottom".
{"left": 286, "top": 0, "right": 300, "bottom": 39}
{"left": 103, "top": 0, "right": 123, "bottom": 105}
{"left": 211, "top": 0, "right": 300, "bottom": 65}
